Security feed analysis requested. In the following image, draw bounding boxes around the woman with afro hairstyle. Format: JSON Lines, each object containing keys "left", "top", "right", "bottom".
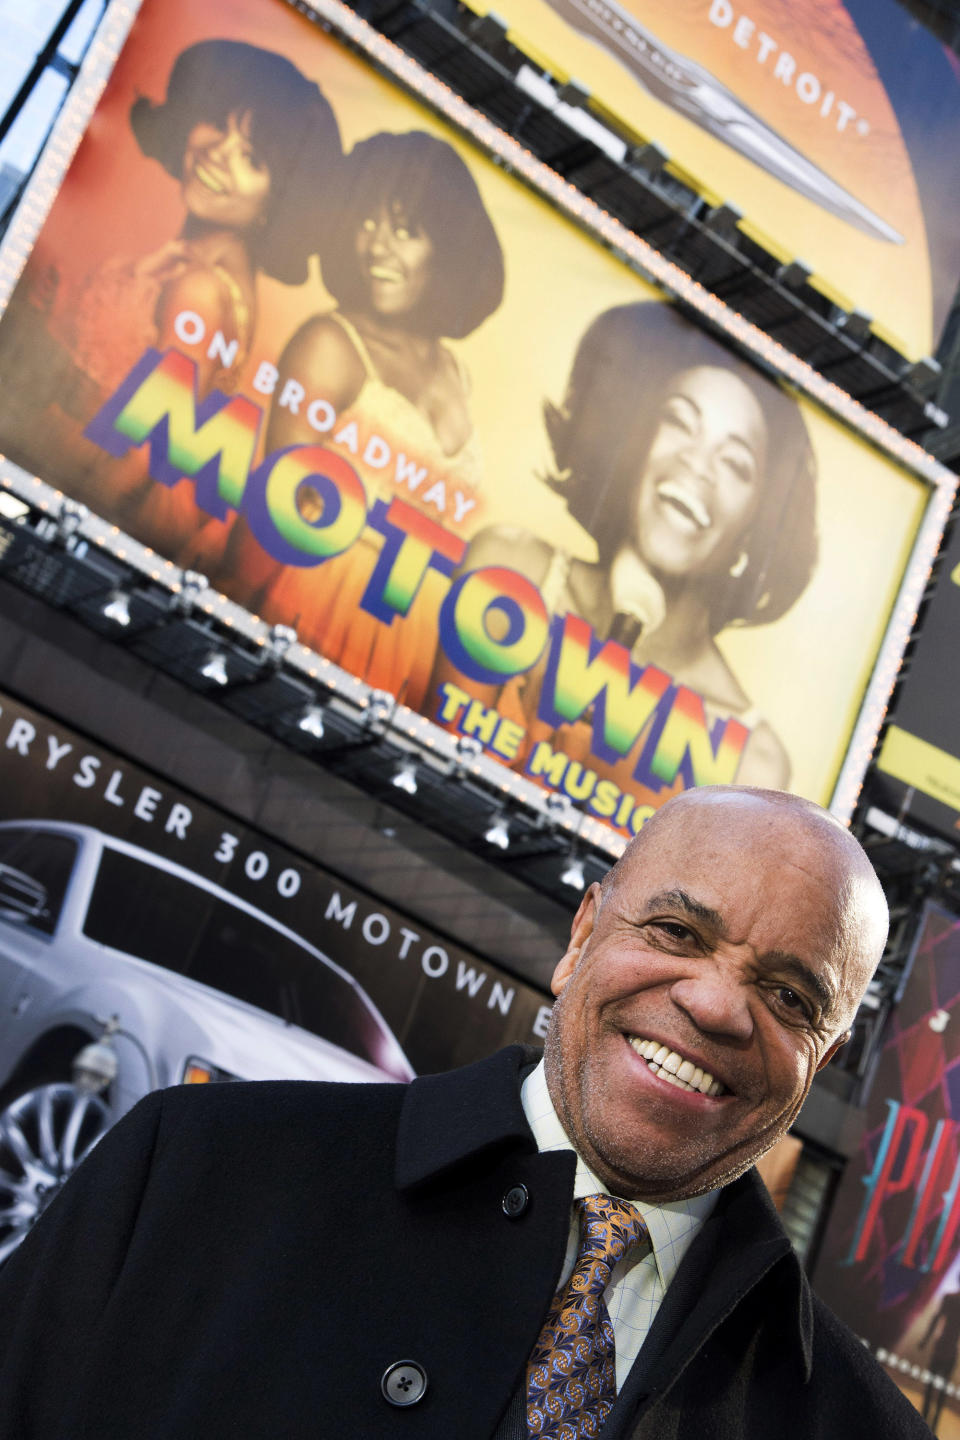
{"left": 68, "top": 38, "right": 341, "bottom": 559}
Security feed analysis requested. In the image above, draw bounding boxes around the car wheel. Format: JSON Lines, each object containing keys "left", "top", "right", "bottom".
{"left": 0, "top": 1083, "right": 111, "bottom": 1263}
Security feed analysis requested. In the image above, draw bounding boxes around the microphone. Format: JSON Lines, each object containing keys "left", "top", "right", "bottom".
{"left": 607, "top": 549, "right": 666, "bottom": 650}
{"left": 609, "top": 612, "right": 645, "bottom": 650}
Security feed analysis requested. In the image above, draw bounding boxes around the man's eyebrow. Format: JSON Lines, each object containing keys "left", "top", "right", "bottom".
{"left": 645, "top": 889, "right": 724, "bottom": 931}
{"left": 643, "top": 891, "right": 839, "bottom": 1017}
{"left": 762, "top": 952, "right": 838, "bottom": 1016}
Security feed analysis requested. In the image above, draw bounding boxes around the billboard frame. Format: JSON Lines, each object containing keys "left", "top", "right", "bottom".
{"left": 0, "top": 0, "right": 953, "bottom": 826}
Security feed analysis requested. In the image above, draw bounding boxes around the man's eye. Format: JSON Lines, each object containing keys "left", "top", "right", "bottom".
{"left": 654, "top": 921, "right": 694, "bottom": 943}
{"left": 772, "top": 986, "right": 814, "bottom": 1022}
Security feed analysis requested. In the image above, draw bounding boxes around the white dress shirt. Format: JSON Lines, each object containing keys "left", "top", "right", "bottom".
{"left": 521, "top": 1059, "right": 718, "bottom": 1389}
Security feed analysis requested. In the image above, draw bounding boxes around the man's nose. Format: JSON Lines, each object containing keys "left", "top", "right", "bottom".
{"left": 669, "top": 969, "right": 754, "bottom": 1043}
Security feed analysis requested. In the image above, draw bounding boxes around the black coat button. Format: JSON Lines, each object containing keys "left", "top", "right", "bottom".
{"left": 381, "top": 1360, "right": 428, "bottom": 1407}
{"left": 502, "top": 1183, "right": 529, "bottom": 1218}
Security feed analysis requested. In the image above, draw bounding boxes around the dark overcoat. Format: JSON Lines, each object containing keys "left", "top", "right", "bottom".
{"left": 0, "top": 1045, "right": 931, "bottom": 1438}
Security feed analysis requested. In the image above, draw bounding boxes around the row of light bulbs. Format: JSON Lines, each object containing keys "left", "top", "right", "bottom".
{"left": 96, "top": 580, "right": 589, "bottom": 891}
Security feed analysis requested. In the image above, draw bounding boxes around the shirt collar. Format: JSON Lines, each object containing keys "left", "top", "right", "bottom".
{"left": 521, "top": 1058, "right": 718, "bottom": 1292}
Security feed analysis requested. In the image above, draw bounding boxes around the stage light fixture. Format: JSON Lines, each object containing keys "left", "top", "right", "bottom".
{"left": 776, "top": 259, "right": 812, "bottom": 290}
{"left": 54, "top": 497, "right": 87, "bottom": 544}
{"left": 905, "top": 355, "right": 942, "bottom": 391}
{"left": 452, "top": 734, "right": 483, "bottom": 775}
{"left": 365, "top": 688, "right": 396, "bottom": 729}
{"left": 484, "top": 812, "right": 511, "bottom": 850}
{"left": 265, "top": 623, "right": 298, "bottom": 665}
{"left": 560, "top": 852, "right": 586, "bottom": 890}
{"left": 391, "top": 758, "right": 419, "bottom": 796}
{"left": 556, "top": 76, "right": 590, "bottom": 108}
{"left": 703, "top": 201, "right": 743, "bottom": 238}
{"left": 297, "top": 705, "right": 326, "bottom": 741}
{"left": 469, "top": 10, "right": 508, "bottom": 50}
{"left": 174, "top": 569, "right": 209, "bottom": 614}
{"left": 836, "top": 308, "right": 872, "bottom": 345}
{"left": 101, "top": 589, "right": 131, "bottom": 627}
{"left": 545, "top": 791, "right": 571, "bottom": 823}
{"left": 626, "top": 141, "right": 668, "bottom": 180}
{"left": 199, "top": 650, "right": 229, "bottom": 687}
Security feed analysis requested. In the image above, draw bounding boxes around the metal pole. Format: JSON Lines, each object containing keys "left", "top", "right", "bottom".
{"left": 0, "top": 0, "right": 92, "bottom": 146}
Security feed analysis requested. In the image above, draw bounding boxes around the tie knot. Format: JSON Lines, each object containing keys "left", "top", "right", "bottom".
{"left": 576, "top": 1194, "right": 647, "bottom": 1270}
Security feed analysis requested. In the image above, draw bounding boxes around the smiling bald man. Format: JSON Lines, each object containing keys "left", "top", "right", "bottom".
{"left": 0, "top": 789, "right": 932, "bottom": 1439}
{"left": 545, "top": 785, "right": 887, "bottom": 1204}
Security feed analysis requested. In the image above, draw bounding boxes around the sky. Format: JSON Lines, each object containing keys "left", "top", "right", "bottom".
{"left": 0, "top": 0, "right": 104, "bottom": 179}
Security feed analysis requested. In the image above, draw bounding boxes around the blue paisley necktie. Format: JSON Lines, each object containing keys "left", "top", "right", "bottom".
{"left": 525, "top": 1193, "right": 648, "bottom": 1439}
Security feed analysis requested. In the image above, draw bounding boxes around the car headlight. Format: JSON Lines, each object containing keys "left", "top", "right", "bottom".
{"left": 181, "top": 1057, "right": 241, "bottom": 1085}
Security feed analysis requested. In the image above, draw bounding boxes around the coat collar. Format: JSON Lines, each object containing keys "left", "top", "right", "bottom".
{"left": 395, "top": 1044, "right": 540, "bottom": 1191}
{"left": 395, "top": 1045, "right": 813, "bottom": 1379}
{"left": 709, "top": 1167, "right": 814, "bottom": 1379}
{"left": 619, "top": 1163, "right": 814, "bottom": 1410}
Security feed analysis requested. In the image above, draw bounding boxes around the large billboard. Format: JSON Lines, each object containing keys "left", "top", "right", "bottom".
{"left": 0, "top": 685, "right": 551, "bottom": 1256}
{"left": 874, "top": 514, "right": 960, "bottom": 843}
{"left": 0, "top": 0, "right": 928, "bottom": 838}
{"left": 814, "top": 904, "right": 960, "bottom": 1435}
{"left": 465, "top": 0, "right": 960, "bottom": 361}
{"left": 0, "top": 689, "right": 550, "bottom": 1075}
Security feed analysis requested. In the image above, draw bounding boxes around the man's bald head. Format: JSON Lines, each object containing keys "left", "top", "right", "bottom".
{"left": 545, "top": 786, "right": 888, "bottom": 1201}
{"left": 602, "top": 787, "right": 888, "bottom": 1031}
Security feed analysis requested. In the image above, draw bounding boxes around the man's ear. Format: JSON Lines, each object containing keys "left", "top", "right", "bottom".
{"left": 815, "top": 1029, "right": 852, "bottom": 1072}
{"left": 551, "top": 883, "right": 600, "bottom": 996}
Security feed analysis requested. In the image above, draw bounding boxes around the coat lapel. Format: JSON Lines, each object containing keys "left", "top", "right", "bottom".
{"left": 395, "top": 1044, "right": 541, "bottom": 1190}
{"left": 610, "top": 1168, "right": 812, "bottom": 1434}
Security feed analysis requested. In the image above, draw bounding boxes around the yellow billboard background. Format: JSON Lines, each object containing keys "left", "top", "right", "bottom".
{"left": 470, "top": 0, "right": 935, "bottom": 358}
{"left": 0, "top": 0, "right": 928, "bottom": 831}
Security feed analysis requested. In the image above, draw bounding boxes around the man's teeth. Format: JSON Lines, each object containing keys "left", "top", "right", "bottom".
{"left": 629, "top": 1038, "right": 726, "bottom": 1095}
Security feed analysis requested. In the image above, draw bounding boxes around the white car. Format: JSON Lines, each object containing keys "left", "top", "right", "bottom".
{"left": 0, "top": 820, "right": 414, "bottom": 1260}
